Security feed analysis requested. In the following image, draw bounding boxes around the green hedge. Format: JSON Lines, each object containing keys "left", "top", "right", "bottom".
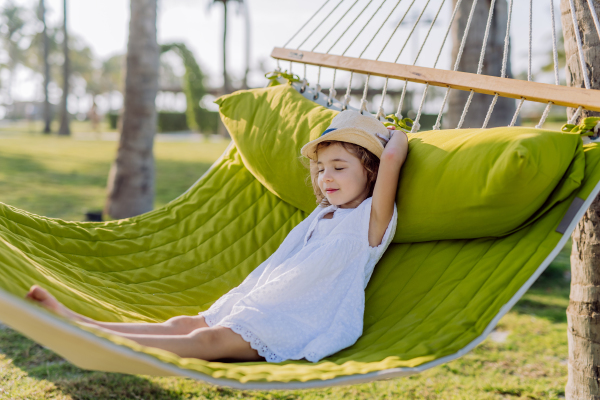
{"left": 157, "top": 112, "right": 188, "bottom": 133}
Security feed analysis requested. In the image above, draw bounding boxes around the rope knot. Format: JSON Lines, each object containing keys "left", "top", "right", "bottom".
{"left": 411, "top": 121, "right": 421, "bottom": 133}
{"left": 360, "top": 99, "right": 368, "bottom": 113}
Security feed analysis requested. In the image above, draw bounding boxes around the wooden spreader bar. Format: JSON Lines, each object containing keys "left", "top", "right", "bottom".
{"left": 271, "top": 47, "right": 600, "bottom": 112}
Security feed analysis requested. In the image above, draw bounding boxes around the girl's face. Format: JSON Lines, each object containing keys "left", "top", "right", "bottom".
{"left": 316, "top": 143, "right": 370, "bottom": 209}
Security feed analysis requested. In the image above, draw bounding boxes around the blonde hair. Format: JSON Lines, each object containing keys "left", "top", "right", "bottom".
{"left": 301, "top": 141, "right": 380, "bottom": 207}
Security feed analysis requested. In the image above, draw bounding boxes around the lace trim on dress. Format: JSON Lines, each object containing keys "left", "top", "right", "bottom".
{"left": 225, "top": 323, "right": 284, "bottom": 363}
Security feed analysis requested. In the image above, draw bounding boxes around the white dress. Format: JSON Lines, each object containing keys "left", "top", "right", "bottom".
{"left": 200, "top": 196, "right": 398, "bottom": 363}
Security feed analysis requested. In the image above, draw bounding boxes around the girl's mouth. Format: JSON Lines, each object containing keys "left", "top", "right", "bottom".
{"left": 326, "top": 189, "right": 338, "bottom": 194}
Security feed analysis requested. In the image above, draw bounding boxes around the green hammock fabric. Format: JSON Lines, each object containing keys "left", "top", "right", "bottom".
{"left": 0, "top": 88, "right": 599, "bottom": 388}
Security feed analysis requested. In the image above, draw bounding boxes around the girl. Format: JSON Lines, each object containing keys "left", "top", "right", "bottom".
{"left": 26, "top": 110, "right": 409, "bottom": 363}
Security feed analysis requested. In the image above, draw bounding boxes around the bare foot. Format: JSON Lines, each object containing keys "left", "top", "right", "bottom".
{"left": 26, "top": 285, "right": 73, "bottom": 319}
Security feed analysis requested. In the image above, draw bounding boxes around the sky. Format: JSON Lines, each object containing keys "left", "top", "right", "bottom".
{"left": 0, "top": 0, "right": 563, "bottom": 116}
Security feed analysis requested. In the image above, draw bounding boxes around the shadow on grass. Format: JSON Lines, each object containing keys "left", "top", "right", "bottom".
{"left": 0, "top": 325, "right": 188, "bottom": 399}
{"left": 512, "top": 243, "right": 571, "bottom": 324}
{"left": 0, "top": 150, "right": 216, "bottom": 220}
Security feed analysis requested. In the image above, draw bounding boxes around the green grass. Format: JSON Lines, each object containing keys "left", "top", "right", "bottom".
{"left": 0, "top": 132, "right": 229, "bottom": 221}
{"left": 0, "top": 128, "right": 572, "bottom": 399}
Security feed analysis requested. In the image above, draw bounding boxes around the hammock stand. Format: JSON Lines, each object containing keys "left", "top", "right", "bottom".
{"left": 1, "top": 0, "right": 600, "bottom": 390}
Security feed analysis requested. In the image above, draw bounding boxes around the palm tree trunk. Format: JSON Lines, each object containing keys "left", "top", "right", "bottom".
{"left": 57, "top": 0, "right": 70, "bottom": 136}
{"left": 242, "top": 1, "right": 250, "bottom": 90}
{"left": 563, "top": 1, "right": 600, "bottom": 398}
{"left": 40, "top": 0, "right": 51, "bottom": 134}
{"left": 444, "top": 0, "right": 516, "bottom": 128}
{"left": 222, "top": 0, "right": 229, "bottom": 94}
{"left": 104, "top": 0, "right": 159, "bottom": 219}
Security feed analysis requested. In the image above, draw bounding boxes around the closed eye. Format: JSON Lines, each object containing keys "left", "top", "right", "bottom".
{"left": 318, "top": 168, "right": 344, "bottom": 173}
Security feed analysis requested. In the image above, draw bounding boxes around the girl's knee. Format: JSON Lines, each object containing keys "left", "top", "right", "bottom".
{"left": 165, "top": 315, "right": 207, "bottom": 332}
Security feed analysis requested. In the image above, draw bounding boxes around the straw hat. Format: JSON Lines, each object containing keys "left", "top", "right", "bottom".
{"left": 300, "top": 110, "right": 391, "bottom": 160}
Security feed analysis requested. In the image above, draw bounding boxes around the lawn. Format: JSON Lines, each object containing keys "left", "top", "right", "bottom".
{"left": 0, "top": 126, "right": 572, "bottom": 399}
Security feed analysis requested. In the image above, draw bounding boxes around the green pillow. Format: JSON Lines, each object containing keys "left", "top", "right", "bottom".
{"left": 217, "top": 85, "right": 584, "bottom": 243}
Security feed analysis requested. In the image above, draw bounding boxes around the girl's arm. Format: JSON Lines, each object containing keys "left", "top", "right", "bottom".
{"left": 368, "top": 129, "right": 408, "bottom": 247}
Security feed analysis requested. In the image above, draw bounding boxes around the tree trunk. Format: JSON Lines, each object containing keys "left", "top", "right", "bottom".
{"left": 444, "top": 0, "right": 516, "bottom": 128}
{"left": 57, "top": 0, "right": 70, "bottom": 136}
{"left": 242, "top": 0, "right": 250, "bottom": 90}
{"left": 40, "top": 0, "right": 51, "bottom": 134}
{"left": 104, "top": 0, "right": 159, "bottom": 219}
{"left": 563, "top": 1, "right": 600, "bottom": 399}
{"left": 222, "top": 1, "right": 229, "bottom": 94}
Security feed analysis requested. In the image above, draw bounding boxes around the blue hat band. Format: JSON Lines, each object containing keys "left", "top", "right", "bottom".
{"left": 320, "top": 128, "right": 337, "bottom": 137}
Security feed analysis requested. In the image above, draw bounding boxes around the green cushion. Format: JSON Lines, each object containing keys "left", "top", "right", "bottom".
{"left": 218, "top": 85, "right": 585, "bottom": 243}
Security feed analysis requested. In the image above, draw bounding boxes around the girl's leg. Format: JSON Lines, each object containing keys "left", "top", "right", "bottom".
{"left": 26, "top": 285, "right": 208, "bottom": 335}
{"left": 84, "top": 323, "right": 262, "bottom": 361}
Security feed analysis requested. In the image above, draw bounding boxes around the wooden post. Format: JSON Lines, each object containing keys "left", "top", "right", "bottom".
{"left": 563, "top": 0, "right": 600, "bottom": 398}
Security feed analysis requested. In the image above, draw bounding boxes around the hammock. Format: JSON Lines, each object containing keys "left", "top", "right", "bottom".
{"left": 1, "top": 0, "right": 600, "bottom": 390}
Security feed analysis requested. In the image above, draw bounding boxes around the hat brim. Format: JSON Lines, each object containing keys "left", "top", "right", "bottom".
{"left": 300, "top": 128, "right": 385, "bottom": 160}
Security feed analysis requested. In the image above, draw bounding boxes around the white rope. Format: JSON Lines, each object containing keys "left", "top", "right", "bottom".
{"left": 376, "top": 0, "right": 418, "bottom": 60}
{"left": 510, "top": 98, "right": 525, "bottom": 127}
{"left": 508, "top": 1, "right": 533, "bottom": 127}
{"left": 535, "top": 102, "right": 553, "bottom": 128}
{"left": 457, "top": 90, "right": 474, "bottom": 129}
{"left": 339, "top": 0, "right": 403, "bottom": 110}
{"left": 358, "top": 0, "right": 404, "bottom": 58}
{"left": 475, "top": 0, "right": 497, "bottom": 75}
{"left": 327, "top": 0, "right": 380, "bottom": 105}
{"left": 311, "top": 0, "right": 361, "bottom": 52}
{"left": 434, "top": 0, "right": 479, "bottom": 129}
{"left": 396, "top": 80, "right": 409, "bottom": 119}
{"left": 413, "top": 0, "right": 447, "bottom": 65}
{"left": 386, "top": 0, "right": 443, "bottom": 127}
{"left": 325, "top": 0, "right": 376, "bottom": 54}
{"left": 433, "top": 87, "right": 451, "bottom": 130}
{"left": 453, "top": 0, "right": 479, "bottom": 71}
{"left": 433, "top": 0, "right": 462, "bottom": 68}
{"left": 587, "top": 0, "right": 600, "bottom": 47}
{"left": 568, "top": 106, "right": 583, "bottom": 124}
{"left": 296, "top": 0, "right": 346, "bottom": 50}
{"left": 569, "top": 0, "right": 592, "bottom": 89}
{"left": 482, "top": 0, "right": 513, "bottom": 127}
{"left": 376, "top": 78, "right": 389, "bottom": 120}
{"left": 314, "top": 67, "right": 323, "bottom": 100}
{"left": 360, "top": 75, "right": 371, "bottom": 113}
{"left": 501, "top": 0, "right": 514, "bottom": 79}
{"left": 456, "top": 0, "right": 495, "bottom": 128}
{"left": 342, "top": 73, "right": 353, "bottom": 110}
{"left": 482, "top": 94, "right": 499, "bottom": 129}
{"left": 550, "top": 0, "right": 560, "bottom": 85}
{"left": 430, "top": 0, "right": 463, "bottom": 130}
{"left": 284, "top": 0, "right": 333, "bottom": 48}
{"left": 393, "top": 0, "right": 433, "bottom": 63}
{"left": 411, "top": 84, "right": 428, "bottom": 132}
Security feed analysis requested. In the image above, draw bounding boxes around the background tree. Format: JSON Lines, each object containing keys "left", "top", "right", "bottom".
{"left": 104, "top": 0, "right": 159, "bottom": 219}
{"left": 0, "top": 1, "right": 28, "bottom": 110}
{"left": 561, "top": 0, "right": 600, "bottom": 398}
{"left": 57, "top": 0, "right": 70, "bottom": 136}
{"left": 444, "top": 0, "right": 516, "bottom": 128}
{"left": 209, "top": 0, "right": 242, "bottom": 95}
{"left": 38, "top": 0, "right": 51, "bottom": 133}
{"left": 161, "top": 43, "right": 210, "bottom": 132}
{"left": 99, "top": 54, "right": 125, "bottom": 112}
